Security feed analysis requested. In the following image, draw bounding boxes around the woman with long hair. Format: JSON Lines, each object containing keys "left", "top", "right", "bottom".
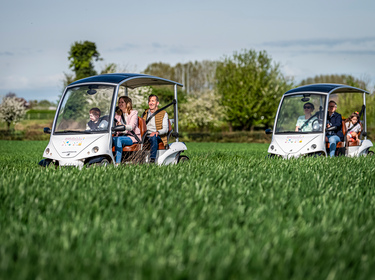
{"left": 345, "top": 112, "right": 361, "bottom": 143}
{"left": 113, "top": 96, "right": 141, "bottom": 165}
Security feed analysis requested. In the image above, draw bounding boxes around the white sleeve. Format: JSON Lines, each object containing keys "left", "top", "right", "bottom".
{"left": 158, "top": 112, "right": 169, "bottom": 135}
{"left": 125, "top": 125, "right": 132, "bottom": 131}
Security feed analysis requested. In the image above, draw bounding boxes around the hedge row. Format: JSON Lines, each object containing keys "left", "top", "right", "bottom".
{"left": 26, "top": 110, "right": 56, "bottom": 120}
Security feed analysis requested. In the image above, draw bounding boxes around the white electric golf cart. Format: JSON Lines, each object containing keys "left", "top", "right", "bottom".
{"left": 39, "top": 73, "right": 188, "bottom": 168}
{"left": 265, "top": 84, "right": 373, "bottom": 158}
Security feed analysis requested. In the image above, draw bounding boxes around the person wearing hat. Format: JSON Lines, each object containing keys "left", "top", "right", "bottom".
{"left": 295, "top": 102, "right": 317, "bottom": 132}
{"left": 326, "top": 100, "right": 343, "bottom": 157}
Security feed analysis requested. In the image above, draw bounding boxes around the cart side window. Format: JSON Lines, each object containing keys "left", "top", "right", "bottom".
{"left": 54, "top": 85, "right": 115, "bottom": 134}
{"left": 275, "top": 94, "right": 326, "bottom": 134}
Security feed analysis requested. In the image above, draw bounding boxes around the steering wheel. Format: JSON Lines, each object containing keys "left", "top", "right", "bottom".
{"left": 312, "top": 119, "right": 321, "bottom": 132}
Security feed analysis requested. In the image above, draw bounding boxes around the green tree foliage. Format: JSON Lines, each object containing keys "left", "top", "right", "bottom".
{"left": 367, "top": 94, "right": 375, "bottom": 130}
{"left": 37, "top": 100, "right": 54, "bottom": 108}
{"left": 62, "top": 73, "right": 75, "bottom": 89}
{"left": 100, "top": 63, "right": 118, "bottom": 74}
{"left": 68, "top": 41, "right": 102, "bottom": 81}
{"left": 215, "top": 49, "right": 293, "bottom": 131}
{"left": 144, "top": 62, "right": 175, "bottom": 81}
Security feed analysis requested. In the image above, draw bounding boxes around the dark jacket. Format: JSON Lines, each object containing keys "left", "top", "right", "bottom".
{"left": 87, "top": 116, "right": 109, "bottom": 130}
{"left": 327, "top": 112, "right": 344, "bottom": 141}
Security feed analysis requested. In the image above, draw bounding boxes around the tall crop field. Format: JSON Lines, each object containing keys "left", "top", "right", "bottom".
{"left": 1, "top": 140, "right": 375, "bottom": 279}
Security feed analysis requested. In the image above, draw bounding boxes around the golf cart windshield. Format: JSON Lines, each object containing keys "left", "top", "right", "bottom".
{"left": 54, "top": 85, "right": 115, "bottom": 134}
{"left": 275, "top": 94, "right": 326, "bottom": 134}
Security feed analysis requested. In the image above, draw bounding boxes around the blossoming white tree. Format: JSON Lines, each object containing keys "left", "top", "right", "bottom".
{"left": 179, "top": 90, "right": 225, "bottom": 130}
{"left": 0, "top": 96, "right": 26, "bottom": 130}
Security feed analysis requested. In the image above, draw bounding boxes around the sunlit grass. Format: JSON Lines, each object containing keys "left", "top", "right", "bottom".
{"left": 1, "top": 140, "right": 375, "bottom": 279}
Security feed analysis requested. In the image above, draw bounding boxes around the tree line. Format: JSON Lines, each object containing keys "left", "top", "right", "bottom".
{"left": 2, "top": 40, "right": 374, "bottom": 132}
{"left": 63, "top": 41, "right": 296, "bottom": 132}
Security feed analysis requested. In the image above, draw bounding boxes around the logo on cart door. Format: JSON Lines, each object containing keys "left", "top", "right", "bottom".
{"left": 285, "top": 136, "right": 304, "bottom": 144}
{"left": 62, "top": 137, "right": 85, "bottom": 147}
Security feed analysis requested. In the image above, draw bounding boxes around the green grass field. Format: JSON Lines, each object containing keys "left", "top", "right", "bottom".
{"left": 1, "top": 140, "right": 375, "bottom": 279}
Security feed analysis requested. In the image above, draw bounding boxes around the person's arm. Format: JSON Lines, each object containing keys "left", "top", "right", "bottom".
{"left": 295, "top": 116, "right": 301, "bottom": 131}
{"left": 114, "top": 115, "right": 121, "bottom": 126}
{"left": 358, "top": 123, "right": 362, "bottom": 133}
{"left": 331, "top": 114, "right": 342, "bottom": 131}
{"left": 158, "top": 112, "right": 169, "bottom": 135}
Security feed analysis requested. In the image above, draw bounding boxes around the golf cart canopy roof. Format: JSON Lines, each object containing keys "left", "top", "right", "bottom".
{"left": 284, "top": 84, "right": 369, "bottom": 95}
{"left": 68, "top": 73, "right": 183, "bottom": 89}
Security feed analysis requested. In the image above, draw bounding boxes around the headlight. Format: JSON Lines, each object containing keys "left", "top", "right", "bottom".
{"left": 311, "top": 144, "right": 317, "bottom": 150}
{"left": 45, "top": 148, "right": 50, "bottom": 154}
{"left": 270, "top": 145, "right": 274, "bottom": 150}
{"left": 92, "top": 146, "right": 99, "bottom": 153}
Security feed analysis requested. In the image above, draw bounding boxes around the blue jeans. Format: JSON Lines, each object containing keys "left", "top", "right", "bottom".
{"left": 327, "top": 135, "right": 341, "bottom": 157}
{"left": 113, "top": 136, "right": 133, "bottom": 163}
{"left": 148, "top": 135, "right": 162, "bottom": 159}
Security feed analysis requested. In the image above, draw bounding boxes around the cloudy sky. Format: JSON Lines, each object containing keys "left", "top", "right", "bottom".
{"left": 1, "top": 0, "right": 375, "bottom": 102}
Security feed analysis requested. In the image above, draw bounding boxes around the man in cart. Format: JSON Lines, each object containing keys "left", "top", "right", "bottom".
{"left": 142, "top": 94, "right": 169, "bottom": 163}
{"left": 326, "top": 100, "right": 344, "bottom": 157}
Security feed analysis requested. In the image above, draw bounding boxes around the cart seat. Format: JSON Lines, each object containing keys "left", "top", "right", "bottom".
{"left": 157, "top": 119, "right": 172, "bottom": 150}
{"left": 113, "top": 117, "right": 173, "bottom": 152}
{"left": 112, "top": 117, "right": 147, "bottom": 152}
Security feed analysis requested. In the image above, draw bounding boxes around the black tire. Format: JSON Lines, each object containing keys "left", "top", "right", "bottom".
{"left": 368, "top": 151, "right": 374, "bottom": 156}
{"left": 267, "top": 154, "right": 278, "bottom": 159}
{"left": 86, "top": 157, "right": 110, "bottom": 168}
{"left": 98, "top": 158, "right": 110, "bottom": 166}
{"left": 311, "top": 152, "right": 325, "bottom": 157}
{"left": 39, "top": 158, "right": 53, "bottom": 167}
{"left": 177, "top": 155, "right": 189, "bottom": 163}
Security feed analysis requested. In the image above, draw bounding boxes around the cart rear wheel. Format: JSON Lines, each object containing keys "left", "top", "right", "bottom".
{"left": 98, "top": 158, "right": 110, "bottom": 166}
{"left": 178, "top": 155, "right": 189, "bottom": 163}
{"left": 87, "top": 158, "right": 110, "bottom": 168}
{"left": 368, "top": 151, "right": 374, "bottom": 156}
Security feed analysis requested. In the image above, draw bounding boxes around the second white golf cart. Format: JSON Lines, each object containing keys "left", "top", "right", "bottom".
{"left": 266, "top": 84, "right": 373, "bottom": 158}
{"left": 39, "top": 73, "right": 188, "bottom": 168}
